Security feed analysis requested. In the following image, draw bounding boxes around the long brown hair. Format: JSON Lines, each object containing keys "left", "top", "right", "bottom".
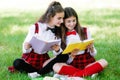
{"left": 61, "top": 7, "right": 87, "bottom": 49}
{"left": 38, "top": 1, "right": 64, "bottom": 23}
{"left": 38, "top": 1, "right": 64, "bottom": 38}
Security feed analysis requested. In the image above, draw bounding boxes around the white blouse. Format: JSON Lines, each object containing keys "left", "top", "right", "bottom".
{"left": 66, "top": 29, "right": 97, "bottom": 64}
{"left": 22, "top": 22, "right": 62, "bottom": 55}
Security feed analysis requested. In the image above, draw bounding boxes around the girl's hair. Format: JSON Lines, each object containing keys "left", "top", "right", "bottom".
{"left": 38, "top": 1, "right": 64, "bottom": 23}
{"left": 61, "top": 7, "right": 87, "bottom": 49}
{"left": 38, "top": 1, "right": 64, "bottom": 38}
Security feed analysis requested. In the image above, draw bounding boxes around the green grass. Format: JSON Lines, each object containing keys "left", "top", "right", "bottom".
{"left": 0, "top": 8, "right": 120, "bottom": 80}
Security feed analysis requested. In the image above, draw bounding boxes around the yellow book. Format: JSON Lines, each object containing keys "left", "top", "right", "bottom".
{"left": 62, "top": 39, "right": 94, "bottom": 54}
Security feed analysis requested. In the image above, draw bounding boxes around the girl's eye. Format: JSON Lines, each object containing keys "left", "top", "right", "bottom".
{"left": 73, "top": 19, "right": 76, "bottom": 22}
{"left": 58, "top": 17, "right": 62, "bottom": 20}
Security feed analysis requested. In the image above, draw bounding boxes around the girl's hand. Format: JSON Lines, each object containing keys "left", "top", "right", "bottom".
{"left": 87, "top": 43, "right": 94, "bottom": 53}
{"left": 24, "top": 42, "right": 31, "bottom": 50}
{"left": 51, "top": 44, "right": 60, "bottom": 52}
{"left": 70, "top": 48, "right": 80, "bottom": 58}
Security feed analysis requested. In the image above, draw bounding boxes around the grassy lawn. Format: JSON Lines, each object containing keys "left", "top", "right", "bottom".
{"left": 0, "top": 8, "right": 120, "bottom": 80}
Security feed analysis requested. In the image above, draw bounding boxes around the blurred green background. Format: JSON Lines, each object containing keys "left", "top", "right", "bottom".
{"left": 0, "top": 0, "right": 120, "bottom": 80}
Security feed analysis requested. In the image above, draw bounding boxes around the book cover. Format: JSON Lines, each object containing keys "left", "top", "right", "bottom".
{"left": 62, "top": 39, "right": 94, "bottom": 54}
{"left": 29, "top": 36, "right": 60, "bottom": 54}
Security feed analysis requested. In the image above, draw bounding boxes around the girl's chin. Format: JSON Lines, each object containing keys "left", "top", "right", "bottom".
{"left": 56, "top": 24, "right": 60, "bottom": 27}
{"left": 68, "top": 29, "right": 74, "bottom": 31}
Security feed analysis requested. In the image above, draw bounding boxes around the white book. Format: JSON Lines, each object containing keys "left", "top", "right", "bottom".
{"left": 29, "top": 36, "right": 60, "bottom": 54}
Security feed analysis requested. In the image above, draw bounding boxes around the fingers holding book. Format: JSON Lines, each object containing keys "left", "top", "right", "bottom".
{"left": 70, "top": 48, "right": 80, "bottom": 58}
{"left": 51, "top": 44, "right": 60, "bottom": 52}
{"left": 87, "top": 42, "right": 95, "bottom": 53}
{"left": 87, "top": 42, "right": 94, "bottom": 49}
{"left": 24, "top": 42, "right": 32, "bottom": 50}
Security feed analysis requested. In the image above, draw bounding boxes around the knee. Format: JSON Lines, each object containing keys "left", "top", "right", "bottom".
{"left": 98, "top": 59, "right": 108, "bottom": 68}
{"left": 53, "top": 63, "right": 62, "bottom": 73}
{"left": 13, "top": 58, "right": 25, "bottom": 70}
{"left": 53, "top": 63, "right": 59, "bottom": 73}
{"left": 53, "top": 63, "right": 67, "bottom": 73}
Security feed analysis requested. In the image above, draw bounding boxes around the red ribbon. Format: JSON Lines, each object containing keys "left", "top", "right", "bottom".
{"left": 66, "top": 30, "right": 76, "bottom": 36}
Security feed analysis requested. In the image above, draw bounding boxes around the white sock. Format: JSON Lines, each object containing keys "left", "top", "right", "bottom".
{"left": 28, "top": 72, "right": 40, "bottom": 78}
{"left": 91, "top": 73, "right": 98, "bottom": 78}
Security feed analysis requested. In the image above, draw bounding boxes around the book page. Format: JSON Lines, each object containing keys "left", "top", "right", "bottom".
{"left": 29, "top": 36, "right": 60, "bottom": 54}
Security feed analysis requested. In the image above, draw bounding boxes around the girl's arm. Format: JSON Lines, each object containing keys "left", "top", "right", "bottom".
{"left": 52, "top": 44, "right": 63, "bottom": 56}
{"left": 87, "top": 44, "right": 97, "bottom": 56}
{"left": 87, "top": 28, "right": 97, "bottom": 56}
{"left": 22, "top": 25, "right": 35, "bottom": 53}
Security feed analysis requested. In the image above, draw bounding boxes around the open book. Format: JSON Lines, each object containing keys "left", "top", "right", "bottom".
{"left": 29, "top": 36, "right": 60, "bottom": 54}
{"left": 62, "top": 39, "right": 94, "bottom": 54}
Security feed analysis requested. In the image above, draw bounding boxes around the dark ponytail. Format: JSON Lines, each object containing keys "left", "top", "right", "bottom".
{"left": 38, "top": 1, "right": 64, "bottom": 23}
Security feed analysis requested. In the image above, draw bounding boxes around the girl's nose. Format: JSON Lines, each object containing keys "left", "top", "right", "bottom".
{"left": 61, "top": 19, "right": 63, "bottom": 23}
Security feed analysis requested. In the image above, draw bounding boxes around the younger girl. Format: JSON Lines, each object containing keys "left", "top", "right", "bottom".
{"left": 53, "top": 7, "right": 108, "bottom": 77}
{"left": 8, "top": 1, "right": 64, "bottom": 73}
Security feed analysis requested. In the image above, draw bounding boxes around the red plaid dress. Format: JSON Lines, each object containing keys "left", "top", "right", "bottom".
{"left": 70, "top": 28, "right": 95, "bottom": 70}
{"left": 70, "top": 50, "right": 95, "bottom": 70}
{"left": 22, "top": 23, "right": 50, "bottom": 69}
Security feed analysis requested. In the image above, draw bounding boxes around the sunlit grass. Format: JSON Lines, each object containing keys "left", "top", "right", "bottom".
{"left": 0, "top": 8, "right": 120, "bottom": 80}
{"left": 0, "top": 0, "right": 120, "bottom": 80}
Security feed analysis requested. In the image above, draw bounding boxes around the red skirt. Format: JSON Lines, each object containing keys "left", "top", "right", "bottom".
{"left": 22, "top": 51, "right": 50, "bottom": 69}
{"left": 70, "top": 52, "right": 95, "bottom": 70}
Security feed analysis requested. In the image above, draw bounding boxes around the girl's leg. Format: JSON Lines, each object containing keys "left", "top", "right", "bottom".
{"left": 73, "top": 62, "right": 103, "bottom": 77}
{"left": 37, "top": 54, "right": 69, "bottom": 75}
{"left": 73, "top": 59, "right": 108, "bottom": 77}
{"left": 13, "top": 58, "right": 38, "bottom": 73}
{"left": 55, "top": 59, "right": 108, "bottom": 77}
{"left": 42, "top": 58, "right": 55, "bottom": 67}
{"left": 53, "top": 63, "right": 79, "bottom": 75}
{"left": 85, "top": 59, "right": 108, "bottom": 68}
{"left": 97, "top": 59, "right": 108, "bottom": 68}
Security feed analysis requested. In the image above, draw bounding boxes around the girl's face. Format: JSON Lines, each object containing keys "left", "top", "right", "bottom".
{"left": 50, "top": 12, "right": 64, "bottom": 27}
{"left": 64, "top": 16, "right": 76, "bottom": 31}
